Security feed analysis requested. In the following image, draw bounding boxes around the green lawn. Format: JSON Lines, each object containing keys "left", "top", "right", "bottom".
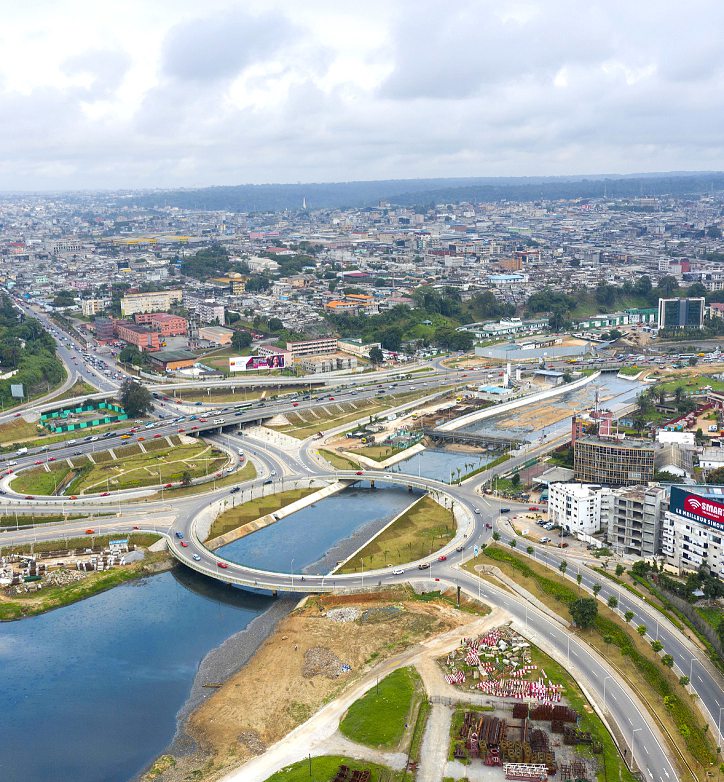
{"left": 148, "top": 458, "right": 257, "bottom": 500}
{"left": 695, "top": 605, "right": 723, "bottom": 631}
{"left": 339, "top": 495, "right": 455, "bottom": 573}
{"left": 318, "top": 448, "right": 360, "bottom": 470}
{"left": 265, "top": 756, "right": 402, "bottom": 782}
{"left": 339, "top": 666, "right": 422, "bottom": 749}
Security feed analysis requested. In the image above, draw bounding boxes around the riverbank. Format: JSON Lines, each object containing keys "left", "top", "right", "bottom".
{"left": 0, "top": 546, "right": 173, "bottom": 621}
{"left": 143, "top": 586, "right": 479, "bottom": 782}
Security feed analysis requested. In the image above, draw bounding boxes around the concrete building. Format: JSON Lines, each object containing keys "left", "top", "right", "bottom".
{"left": 662, "top": 485, "right": 724, "bottom": 576}
{"left": 574, "top": 436, "right": 655, "bottom": 486}
{"left": 657, "top": 297, "right": 705, "bottom": 330}
{"left": 115, "top": 322, "right": 160, "bottom": 351}
{"left": 338, "top": 338, "right": 382, "bottom": 358}
{"left": 81, "top": 297, "right": 111, "bottom": 317}
{"left": 286, "top": 337, "right": 338, "bottom": 358}
{"left": 608, "top": 485, "right": 666, "bottom": 559}
{"left": 198, "top": 325, "right": 233, "bottom": 345}
{"left": 187, "top": 298, "right": 225, "bottom": 324}
{"left": 135, "top": 312, "right": 187, "bottom": 336}
{"left": 548, "top": 483, "right": 613, "bottom": 536}
{"left": 300, "top": 355, "right": 357, "bottom": 373}
{"left": 120, "top": 289, "right": 182, "bottom": 317}
{"left": 147, "top": 349, "right": 197, "bottom": 372}
{"left": 93, "top": 317, "right": 115, "bottom": 342}
{"left": 476, "top": 385, "right": 514, "bottom": 402}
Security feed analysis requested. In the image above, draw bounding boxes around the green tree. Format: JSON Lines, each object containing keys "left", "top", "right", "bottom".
{"left": 661, "top": 654, "right": 674, "bottom": 667}
{"left": 369, "top": 346, "right": 384, "bottom": 365}
{"left": 624, "top": 610, "right": 634, "bottom": 623}
{"left": 592, "top": 583, "right": 602, "bottom": 597}
{"left": 231, "top": 330, "right": 252, "bottom": 351}
{"left": 569, "top": 597, "right": 598, "bottom": 628}
{"left": 679, "top": 675, "right": 690, "bottom": 686}
{"left": 180, "top": 470, "right": 193, "bottom": 486}
{"left": 607, "top": 596, "right": 618, "bottom": 609}
{"left": 268, "top": 317, "right": 284, "bottom": 332}
{"left": 509, "top": 539, "right": 517, "bottom": 548}
{"left": 637, "top": 624, "right": 647, "bottom": 636}
{"left": 120, "top": 379, "right": 153, "bottom": 417}
{"left": 651, "top": 640, "right": 663, "bottom": 652}
{"left": 511, "top": 471, "right": 521, "bottom": 487}
{"left": 492, "top": 531, "right": 500, "bottom": 541}
{"left": 576, "top": 574, "right": 582, "bottom": 589}
{"left": 559, "top": 561, "right": 567, "bottom": 575}
{"left": 526, "top": 546, "right": 534, "bottom": 555}
{"left": 615, "top": 564, "right": 625, "bottom": 577}
{"left": 381, "top": 327, "right": 403, "bottom": 352}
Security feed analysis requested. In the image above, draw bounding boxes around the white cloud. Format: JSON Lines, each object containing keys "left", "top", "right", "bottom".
{"left": 0, "top": 0, "right": 721, "bottom": 189}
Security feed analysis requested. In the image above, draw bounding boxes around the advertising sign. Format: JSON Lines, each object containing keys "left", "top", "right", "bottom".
{"left": 229, "top": 354, "right": 286, "bottom": 372}
{"left": 669, "top": 485, "right": 724, "bottom": 529}
{"left": 10, "top": 383, "right": 24, "bottom": 399}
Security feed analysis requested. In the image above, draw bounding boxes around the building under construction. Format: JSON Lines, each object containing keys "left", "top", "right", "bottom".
{"left": 573, "top": 435, "right": 655, "bottom": 487}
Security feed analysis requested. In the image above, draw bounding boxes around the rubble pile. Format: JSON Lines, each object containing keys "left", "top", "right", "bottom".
{"left": 44, "top": 569, "right": 88, "bottom": 587}
{"left": 302, "top": 646, "right": 349, "bottom": 679}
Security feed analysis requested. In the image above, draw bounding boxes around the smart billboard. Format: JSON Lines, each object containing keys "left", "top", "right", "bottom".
{"left": 229, "top": 354, "right": 286, "bottom": 372}
{"left": 669, "top": 485, "right": 724, "bottom": 530}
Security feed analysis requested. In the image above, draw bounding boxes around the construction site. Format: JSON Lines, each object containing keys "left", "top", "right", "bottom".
{"left": 442, "top": 627, "right": 603, "bottom": 782}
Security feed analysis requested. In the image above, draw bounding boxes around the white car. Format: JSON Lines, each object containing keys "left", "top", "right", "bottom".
{"left": 392, "top": 568, "right": 405, "bottom": 575}
{"left": 473, "top": 507, "right": 481, "bottom": 514}
{"left": 192, "top": 554, "right": 201, "bottom": 561}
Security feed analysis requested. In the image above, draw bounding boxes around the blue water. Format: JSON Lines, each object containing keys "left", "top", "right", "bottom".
{"left": 386, "top": 448, "right": 495, "bottom": 483}
{"left": 0, "top": 487, "right": 422, "bottom": 782}
{"left": 219, "top": 483, "right": 419, "bottom": 574}
{"left": 0, "top": 569, "right": 273, "bottom": 782}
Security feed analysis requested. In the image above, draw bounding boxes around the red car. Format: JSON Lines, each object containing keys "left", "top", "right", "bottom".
{"left": 328, "top": 396, "right": 335, "bottom": 401}
{"left": 199, "top": 418, "right": 207, "bottom": 422}
{"left": 164, "top": 483, "right": 173, "bottom": 488}
{"left": 48, "top": 457, "right": 56, "bottom": 462}
{"left": 153, "top": 433, "right": 162, "bottom": 438}
{"left": 69, "top": 495, "right": 78, "bottom": 500}
{"left": 175, "top": 399, "right": 182, "bottom": 404}
{"left": 24, "top": 495, "right": 33, "bottom": 500}
{"left": 217, "top": 562, "right": 228, "bottom": 569}
{"left": 485, "top": 523, "right": 493, "bottom": 529}
{"left": 178, "top": 428, "right": 185, "bottom": 433}
{"left": 14, "top": 412, "right": 21, "bottom": 417}
{"left": 438, "top": 555, "right": 447, "bottom": 561}
{"left": 180, "top": 541, "right": 188, "bottom": 548}
{"left": 355, "top": 471, "right": 364, "bottom": 475}
{"left": 292, "top": 402, "right": 299, "bottom": 407}
{"left": 190, "top": 426, "right": 198, "bottom": 430}
{"left": 34, "top": 460, "right": 42, "bottom": 465}
{"left": 529, "top": 506, "right": 539, "bottom": 511}
{"left": 100, "top": 491, "right": 110, "bottom": 496}
{"left": 4, "top": 469, "right": 13, "bottom": 475}
{"left": 137, "top": 436, "right": 145, "bottom": 441}
{"left": 85, "top": 528, "right": 94, "bottom": 534}
{"left": 132, "top": 525, "right": 139, "bottom": 530}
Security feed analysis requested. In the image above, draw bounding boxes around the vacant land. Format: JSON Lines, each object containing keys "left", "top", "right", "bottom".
{"left": 11, "top": 438, "right": 228, "bottom": 495}
{"left": 208, "top": 486, "right": 319, "bottom": 539}
{"left": 182, "top": 588, "right": 471, "bottom": 780}
{"left": 339, "top": 495, "right": 455, "bottom": 573}
{"left": 339, "top": 666, "right": 422, "bottom": 749}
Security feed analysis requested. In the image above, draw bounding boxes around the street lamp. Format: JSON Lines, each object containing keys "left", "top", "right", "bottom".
{"left": 290, "top": 558, "right": 295, "bottom": 589}
{"left": 631, "top": 727, "right": 642, "bottom": 769}
{"left": 603, "top": 675, "right": 613, "bottom": 712}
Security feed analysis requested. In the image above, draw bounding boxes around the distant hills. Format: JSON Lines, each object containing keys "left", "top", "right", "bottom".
{"left": 123, "top": 172, "right": 724, "bottom": 213}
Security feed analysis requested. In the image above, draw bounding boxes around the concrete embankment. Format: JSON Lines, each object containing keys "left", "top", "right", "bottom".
{"left": 204, "top": 480, "right": 349, "bottom": 550}
{"left": 342, "top": 442, "right": 426, "bottom": 470}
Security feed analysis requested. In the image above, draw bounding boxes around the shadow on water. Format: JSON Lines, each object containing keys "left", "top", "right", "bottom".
{"left": 170, "top": 562, "right": 275, "bottom": 610}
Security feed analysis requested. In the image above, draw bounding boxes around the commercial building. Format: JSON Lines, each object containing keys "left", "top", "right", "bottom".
{"left": 662, "top": 485, "right": 724, "bottom": 576}
{"left": 81, "top": 297, "right": 111, "bottom": 317}
{"left": 115, "top": 322, "right": 160, "bottom": 351}
{"left": 573, "top": 436, "right": 655, "bottom": 486}
{"left": 657, "top": 297, "right": 705, "bottom": 330}
{"left": 120, "top": 289, "right": 182, "bottom": 317}
{"left": 147, "top": 349, "right": 197, "bottom": 372}
{"left": 285, "top": 337, "right": 338, "bottom": 358}
{"left": 338, "top": 338, "right": 382, "bottom": 358}
{"left": 187, "top": 298, "right": 225, "bottom": 324}
{"left": 300, "top": 355, "right": 357, "bottom": 374}
{"left": 548, "top": 483, "right": 613, "bottom": 536}
{"left": 607, "top": 485, "right": 666, "bottom": 559}
{"left": 93, "top": 316, "right": 115, "bottom": 342}
{"left": 198, "top": 325, "right": 233, "bottom": 345}
{"left": 135, "top": 312, "right": 187, "bottom": 336}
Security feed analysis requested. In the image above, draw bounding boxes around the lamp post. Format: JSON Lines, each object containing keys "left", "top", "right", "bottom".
{"left": 631, "top": 727, "right": 642, "bottom": 770}
{"left": 290, "top": 558, "right": 295, "bottom": 589}
{"left": 603, "top": 675, "right": 612, "bottom": 712}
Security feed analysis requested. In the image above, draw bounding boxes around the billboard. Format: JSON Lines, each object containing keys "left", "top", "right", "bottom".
{"left": 669, "top": 485, "right": 724, "bottom": 529}
{"left": 229, "top": 354, "right": 286, "bottom": 372}
{"left": 10, "top": 383, "right": 24, "bottom": 399}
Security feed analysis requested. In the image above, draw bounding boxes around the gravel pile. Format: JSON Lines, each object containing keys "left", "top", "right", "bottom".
{"left": 237, "top": 730, "right": 266, "bottom": 756}
{"left": 44, "top": 569, "right": 87, "bottom": 587}
{"left": 325, "top": 607, "right": 361, "bottom": 623}
{"left": 359, "top": 605, "right": 402, "bottom": 623}
{"left": 302, "top": 646, "right": 347, "bottom": 679}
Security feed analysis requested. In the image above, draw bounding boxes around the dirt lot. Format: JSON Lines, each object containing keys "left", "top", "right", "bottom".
{"left": 180, "top": 589, "right": 476, "bottom": 780}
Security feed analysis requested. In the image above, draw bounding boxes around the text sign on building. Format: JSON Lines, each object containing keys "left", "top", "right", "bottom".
{"left": 229, "top": 354, "right": 286, "bottom": 372}
{"left": 669, "top": 485, "right": 724, "bottom": 529}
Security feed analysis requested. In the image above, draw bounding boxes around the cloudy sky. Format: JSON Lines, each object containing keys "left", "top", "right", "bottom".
{"left": 1, "top": 0, "right": 722, "bottom": 190}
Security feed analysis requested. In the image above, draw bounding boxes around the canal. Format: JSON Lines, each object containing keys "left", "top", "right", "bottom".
{"left": 0, "top": 484, "right": 420, "bottom": 782}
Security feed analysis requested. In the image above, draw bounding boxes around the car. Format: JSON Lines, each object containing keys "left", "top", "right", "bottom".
{"left": 500, "top": 508, "right": 511, "bottom": 514}
{"left": 355, "top": 470, "right": 364, "bottom": 475}
{"left": 473, "top": 507, "right": 481, "bottom": 514}
{"left": 529, "top": 506, "right": 539, "bottom": 511}
{"left": 485, "top": 523, "right": 493, "bottom": 529}
{"left": 48, "top": 457, "right": 56, "bottom": 462}
{"left": 100, "top": 491, "right": 110, "bottom": 497}
{"left": 199, "top": 418, "right": 207, "bottom": 422}
{"left": 558, "top": 542, "right": 569, "bottom": 548}
{"left": 154, "top": 433, "right": 162, "bottom": 438}
{"left": 34, "top": 459, "right": 42, "bottom": 465}
{"left": 217, "top": 562, "right": 228, "bottom": 569}
{"left": 180, "top": 541, "right": 188, "bottom": 547}
{"left": 178, "top": 428, "right": 185, "bottom": 433}
{"left": 164, "top": 483, "right": 173, "bottom": 488}
{"left": 132, "top": 525, "right": 140, "bottom": 530}
{"left": 263, "top": 479, "right": 273, "bottom": 485}
{"left": 392, "top": 568, "right": 404, "bottom": 575}
{"left": 85, "top": 529, "right": 94, "bottom": 534}
{"left": 14, "top": 412, "right": 21, "bottom": 417}
{"left": 417, "top": 562, "right": 430, "bottom": 570}
{"left": 69, "top": 495, "right": 78, "bottom": 500}
{"left": 137, "top": 436, "right": 145, "bottom": 441}
{"left": 24, "top": 495, "right": 33, "bottom": 500}
{"left": 190, "top": 426, "right": 198, "bottom": 431}
{"left": 270, "top": 470, "right": 277, "bottom": 476}
{"left": 328, "top": 396, "right": 335, "bottom": 401}
{"left": 540, "top": 537, "right": 551, "bottom": 544}
{"left": 456, "top": 545, "right": 464, "bottom": 552}
{"left": 292, "top": 402, "right": 299, "bottom": 407}
{"left": 120, "top": 434, "right": 131, "bottom": 439}
{"left": 73, "top": 451, "right": 82, "bottom": 456}
{"left": 175, "top": 531, "right": 184, "bottom": 539}
{"left": 438, "top": 554, "right": 447, "bottom": 561}
{"left": 193, "top": 554, "right": 201, "bottom": 561}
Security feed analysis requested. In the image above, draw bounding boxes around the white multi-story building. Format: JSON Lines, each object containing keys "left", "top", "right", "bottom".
{"left": 662, "top": 485, "right": 724, "bottom": 576}
{"left": 81, "top": 297, "right": 111, "bottom": 316}
{"left": 548, "top": 483, "right": 614, "bottom": 536}
{"left": 120, "top": 289, "right": 182, "bottom": 317}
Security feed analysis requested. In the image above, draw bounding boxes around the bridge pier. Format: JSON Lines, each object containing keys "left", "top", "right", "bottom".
{"left": 407, "top": 484, "right": 413, "bottom": 492}
{"left": 370, "top": 480, "right": 375, "bottom": 489}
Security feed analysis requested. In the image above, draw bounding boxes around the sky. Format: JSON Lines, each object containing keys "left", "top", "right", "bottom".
{"left": 1, "top": 0, "right": 722, "bottom": 191}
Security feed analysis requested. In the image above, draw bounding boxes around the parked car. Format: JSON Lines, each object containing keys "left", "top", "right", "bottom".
{"left": 540, "top": 537, "right": 551, "bottom": 544}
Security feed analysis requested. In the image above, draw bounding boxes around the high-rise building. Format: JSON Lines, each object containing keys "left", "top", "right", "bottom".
{"left": 548, "top": 483, "right": 613, "bottom": 536}
{"left": 607, "top": 485, "right": 666, "bottom": 558}
{"left": 120, "top": 289, "right": 182, "bottom": 317}
{"left": 657, "top": 297, "right": 705, "bottom": 330}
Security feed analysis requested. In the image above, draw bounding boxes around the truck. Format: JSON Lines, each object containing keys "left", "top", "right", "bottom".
{"left": 16, "top": 447, "right": 28, "bottom": 456}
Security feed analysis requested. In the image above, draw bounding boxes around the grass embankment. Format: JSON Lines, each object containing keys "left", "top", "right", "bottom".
{"left": 0, "top": 538, "right": 166, "bottom": 621}
{"left": 618, "top": 365, "right": 642, "bottom": 376}
{"left": 472, "top": 545, "right": 716, "bottom": 777}
{"left": 0, "top": 513, "right": 98, "bottom": 528}
{"left": 0, "top": 417, "right": 137, "bottom": 451}
{"left": 51, "top": 378, "right": 99, "bottom": 401}
{"left": 207, "top": 486, "right": 319, "bottom": 539}
{"left": 180, "top": 387, "right": 300, "bottom": 404}
{"left": 318, "top": 448, "right": 360, "bottom": 470}
{"left": 265, "top": 756, "right": 401, "bottom": 782}
{"left": 270, "top": 388, "right": 453, "bottom": 440}
{"left": 339, "top": 494, "right": 455, "bottom": 573}
{"left": 340, "top": 666, "right": 423, "bottom": 749}
{"left": 358, "top": 444, "right": 413, "bottom": 462}
{"left": 147, "top": 458, "right": 257, "bottom": 500}
{"left": 11, "top": 438, "right": 227, "bottom": 495}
